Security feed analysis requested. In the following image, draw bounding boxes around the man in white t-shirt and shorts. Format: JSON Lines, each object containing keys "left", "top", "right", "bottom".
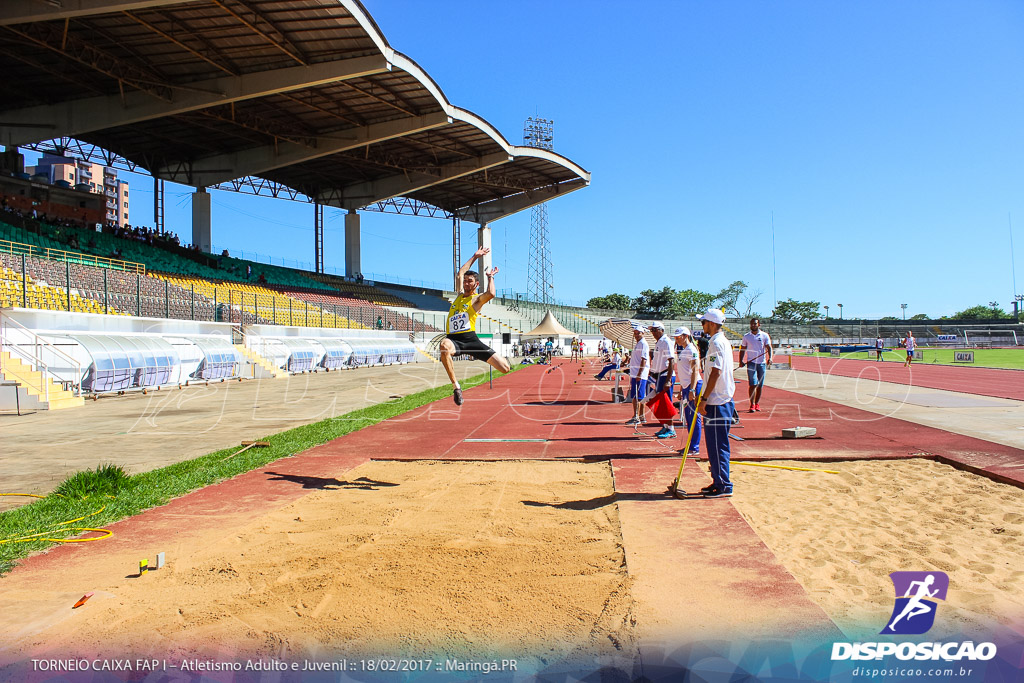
{"left": 648, "top": 321, "right": 676, "bottom": 438}
{"left": 625, "top": 324, "right": 650, "bottom": 426}
{"left": 739, "top": 318, "right": 772, "bottom": 413}
{"left": 904, "top": 331, "right": 916, "bottom": 367}
{"left": 697, "top": 308, "right": 737, "bottom": 498}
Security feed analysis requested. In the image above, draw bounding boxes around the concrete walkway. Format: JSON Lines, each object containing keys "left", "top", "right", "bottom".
{"left": 765, "top": 368, "right": 1024, "bottom": 450}
{"left": 0, "top": 361, "right": 482, "bottom": 509}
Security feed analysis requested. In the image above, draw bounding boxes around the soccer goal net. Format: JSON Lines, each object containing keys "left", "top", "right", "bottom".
{"left": 963, "top": 328, "right": 1020, "bottom": 347}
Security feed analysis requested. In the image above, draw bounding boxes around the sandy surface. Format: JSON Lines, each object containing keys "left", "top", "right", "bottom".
{"left": 730, "top": 458, "right": 1024, "bottom": 639}
{"left": 2, "top": 460, "right": 636, "bottom": 669}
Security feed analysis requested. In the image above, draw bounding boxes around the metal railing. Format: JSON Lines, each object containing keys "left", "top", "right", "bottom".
{"left": 0, "top": 238, "right": 145, "bottom": 274}
{"left": 0, "top": 310, "right": 82, "bottom": 400}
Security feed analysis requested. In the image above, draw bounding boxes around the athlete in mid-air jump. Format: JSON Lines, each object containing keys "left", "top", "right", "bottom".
{"left": 440, "top": 247, "right": 511, "bottom": 405}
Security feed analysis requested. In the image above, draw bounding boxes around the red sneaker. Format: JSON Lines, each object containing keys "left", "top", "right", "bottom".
{"left": 754, "top": 403, "right": 762, "bottom": 412}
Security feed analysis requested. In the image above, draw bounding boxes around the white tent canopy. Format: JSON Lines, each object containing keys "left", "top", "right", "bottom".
{"left": 522, "top": 311, "right": 575, "bottom": 338}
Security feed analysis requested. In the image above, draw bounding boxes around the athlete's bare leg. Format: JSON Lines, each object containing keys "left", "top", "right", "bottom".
{"left": 487, "top": 354, "right": 511, "bottom": 374}
{"left": 439, "top": 338, "right": 458, "bottom": 385}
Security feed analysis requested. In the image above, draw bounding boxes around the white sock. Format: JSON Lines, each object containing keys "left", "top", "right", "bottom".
{"left": 453, "top": 381, "right": 461, "bottom": 390}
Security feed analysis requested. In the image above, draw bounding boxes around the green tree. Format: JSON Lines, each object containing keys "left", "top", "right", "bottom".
{"left": 952, "top": 304, "right": 1011, "bottom": 320}
{"left": 632, "top": 286, "right": 676, "bottom": 318}
{"left": 586, "top": 293, "right": 632, "bottom": 311}
{"left": 909, "top": 313, "right": 929, "bottom": 320}
{"left": 714, "top": 280, "right": 747, "bottom": 316}
{"left": 773, "top": 298, "right": 821, "bottom": 322}
{"left": 880, "top": 316, "right": 899, "bottom": 321}
{"left": 668, "top": 288, "right": 717, "bottom": 318}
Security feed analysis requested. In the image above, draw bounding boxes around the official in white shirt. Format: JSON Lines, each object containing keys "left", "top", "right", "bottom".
{"left": 739, "top": 318, "right": 772, "bottom": 413}
{"left": 697, "top": 307, "right": 736, "bottom": 498}
{"left": 648, "top": 321, "right": 677, "bottom": 438}
{"left": 673, "top": 326, "right": 702, "bottom": 454}
{"left": 626, "top": 324, "right": 650, "bottom": 426}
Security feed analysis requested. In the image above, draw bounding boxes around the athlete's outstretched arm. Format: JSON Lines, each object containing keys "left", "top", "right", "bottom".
{"left": 456, "top": 247, "right": 489, "bottom": 284}
{"left": 474, "top": 266, "right": 498, "bottom": 311}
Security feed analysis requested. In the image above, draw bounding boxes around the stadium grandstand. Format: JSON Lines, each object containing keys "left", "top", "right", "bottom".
{"left": 1, "top": 0, "right": 1020, "bottom": 414}
{"left": 0, "top": 0, "right": 595, "bottom": 411}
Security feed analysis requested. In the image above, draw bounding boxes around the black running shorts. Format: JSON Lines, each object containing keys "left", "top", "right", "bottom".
{"left": 446, "top": 331, "right": 496, "bottom": 362}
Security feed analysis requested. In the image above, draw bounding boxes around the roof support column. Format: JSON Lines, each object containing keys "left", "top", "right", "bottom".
{"left": 153, "top": 177, "right": 164, "bottom": 234}
{"left": 452, "top": 216, "right": 461, "bottom": 291}
{"left": 314, "top": 202, "right": 324, "bottom": 274}
{"left": 344, "top": 209, "right": 360, "bottom": 280}
{"left": 477, "top": 222, "right": 492, "bottom": 286}
{"left": 191, "top": 187, "right": 211, "bottom": 253}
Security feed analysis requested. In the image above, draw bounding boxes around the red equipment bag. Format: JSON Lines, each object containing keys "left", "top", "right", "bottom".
{"left": 647, "top": 390, "right": 678, "bottom": 421}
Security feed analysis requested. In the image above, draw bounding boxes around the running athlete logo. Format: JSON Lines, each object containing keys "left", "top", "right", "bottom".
{"left": 882, "top": 571, "right": 949, "bottom": 635}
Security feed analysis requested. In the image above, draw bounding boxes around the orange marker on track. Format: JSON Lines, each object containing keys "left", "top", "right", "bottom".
{"left": 72, "top": 592, "right": 94, "bottom": 609}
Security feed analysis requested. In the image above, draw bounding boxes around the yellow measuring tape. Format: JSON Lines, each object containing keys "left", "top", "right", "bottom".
{"left": 732, "top": 461, "right": 840, "bottom": 474}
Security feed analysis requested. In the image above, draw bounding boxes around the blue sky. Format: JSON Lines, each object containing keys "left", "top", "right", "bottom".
{"left": 28, "top": 0, "right": 1024, "bottom": 317}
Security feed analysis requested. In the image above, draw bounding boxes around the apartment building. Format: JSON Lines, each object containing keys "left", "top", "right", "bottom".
{"left": 27, "top": 154, "right": 129, "bottom": 227}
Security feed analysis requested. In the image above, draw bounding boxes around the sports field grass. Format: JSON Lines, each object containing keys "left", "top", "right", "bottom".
{"left": 808, "top": 347, "right": 1024, "bottom": 370}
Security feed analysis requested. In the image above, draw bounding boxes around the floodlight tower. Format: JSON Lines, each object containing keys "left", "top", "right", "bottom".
{"left": 524, "top": 117, "right": 554, "bottom": 306}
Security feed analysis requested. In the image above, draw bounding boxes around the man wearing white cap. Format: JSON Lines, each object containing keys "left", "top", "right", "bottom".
{"left": 697, "top": 307, "right": 736, "bottom": 498}
{"left": 625, "top": 323, "right": 650, "bottom": 426}
{"left": 648, "top": 321, "right": 676, "bottom": 438}
{"left": 739, "top": 318, "right": 772, "bottom": 413}
{"left": 673, "top": 326, "right": 702, "bottom": 454}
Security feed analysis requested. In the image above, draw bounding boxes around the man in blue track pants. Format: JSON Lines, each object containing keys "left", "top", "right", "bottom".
{"left": 696, "top": 308, "right": 736, "bottom": 498}
{"left": 672, "top": 326, "right": 702, "bottom": 454}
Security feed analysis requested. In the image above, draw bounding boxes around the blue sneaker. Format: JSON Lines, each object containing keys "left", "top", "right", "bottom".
{"left": 656, "top": 429, "right": 676, "bottom": 439}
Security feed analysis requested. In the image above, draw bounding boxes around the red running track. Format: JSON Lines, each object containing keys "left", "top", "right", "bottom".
{"left": 788, "top": 354, "right": 1024, "bottom": 401}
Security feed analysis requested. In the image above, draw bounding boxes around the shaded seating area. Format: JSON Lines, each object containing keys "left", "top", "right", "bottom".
{"left": 74, "top": 334, "right": 178, "bottom": 393}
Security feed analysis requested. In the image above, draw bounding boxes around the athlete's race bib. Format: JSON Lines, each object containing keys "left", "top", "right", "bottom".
{"left": 449, "top": 312, "right": 470, "bottom": 333}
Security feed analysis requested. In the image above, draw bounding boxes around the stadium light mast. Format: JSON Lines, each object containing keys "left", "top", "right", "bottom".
{"left": 901, "top": 303, "right": 908, "bottom": 320}
{"left": 524, "top": 117, "right": 554, "bottom": 306}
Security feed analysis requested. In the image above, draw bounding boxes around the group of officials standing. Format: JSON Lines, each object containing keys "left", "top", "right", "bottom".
{"left": 622, "top": 309, "right": 773, "bottom": 499}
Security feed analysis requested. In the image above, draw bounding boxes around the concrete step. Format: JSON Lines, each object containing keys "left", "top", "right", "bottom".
{"left": 234, "top": 344, "right": 288, "bottom": 379}
{"left": 0, "top": 351, "right": 83, "bottom": 410}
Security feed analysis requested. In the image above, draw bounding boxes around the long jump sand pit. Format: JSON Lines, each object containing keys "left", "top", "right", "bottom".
{"left": 729, "top": 458, "right": 1024, "bottom": 639}
{"left": 5, "top": 460, "right": 636, "bottom": 669}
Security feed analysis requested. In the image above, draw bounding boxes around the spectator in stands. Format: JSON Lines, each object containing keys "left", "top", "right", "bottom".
{"left": 904, "top": 331, "right": 916, "bottom": 367}
{"left": 739, "top": 318, "right": 772, "bottom": 412}
{"left": 222, "top": 248, "right": 230, "bottom": 257}
{"left": 439, "top": 247, "right": 511, "bottom": 406}
{"left": 696, "top": 307, "right": 736, "bottom": 498}
{"left": 387, "top": 321, "right": 394, "bottom": 330}
{"left": 377, "top": 315, "right": 384, "bottom": 329}
{"left": 246, "top": 264, "right": 252, "bottom": 279}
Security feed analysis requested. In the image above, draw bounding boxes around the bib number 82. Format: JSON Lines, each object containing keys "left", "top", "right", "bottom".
{"left": 450, "top": 312, "right": 469, "bottom": 332}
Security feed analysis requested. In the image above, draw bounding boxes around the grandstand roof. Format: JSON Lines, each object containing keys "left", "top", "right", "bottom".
{"left": 0, "top": 0, "right": 589, "bottom": 222}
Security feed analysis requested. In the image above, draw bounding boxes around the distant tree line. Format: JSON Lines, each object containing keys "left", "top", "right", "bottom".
{"left": 587, "top": 282, "right": 820, "bottom": 323}
{"left": 588, "top": 289, "right": 1021, "bottom": 323}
